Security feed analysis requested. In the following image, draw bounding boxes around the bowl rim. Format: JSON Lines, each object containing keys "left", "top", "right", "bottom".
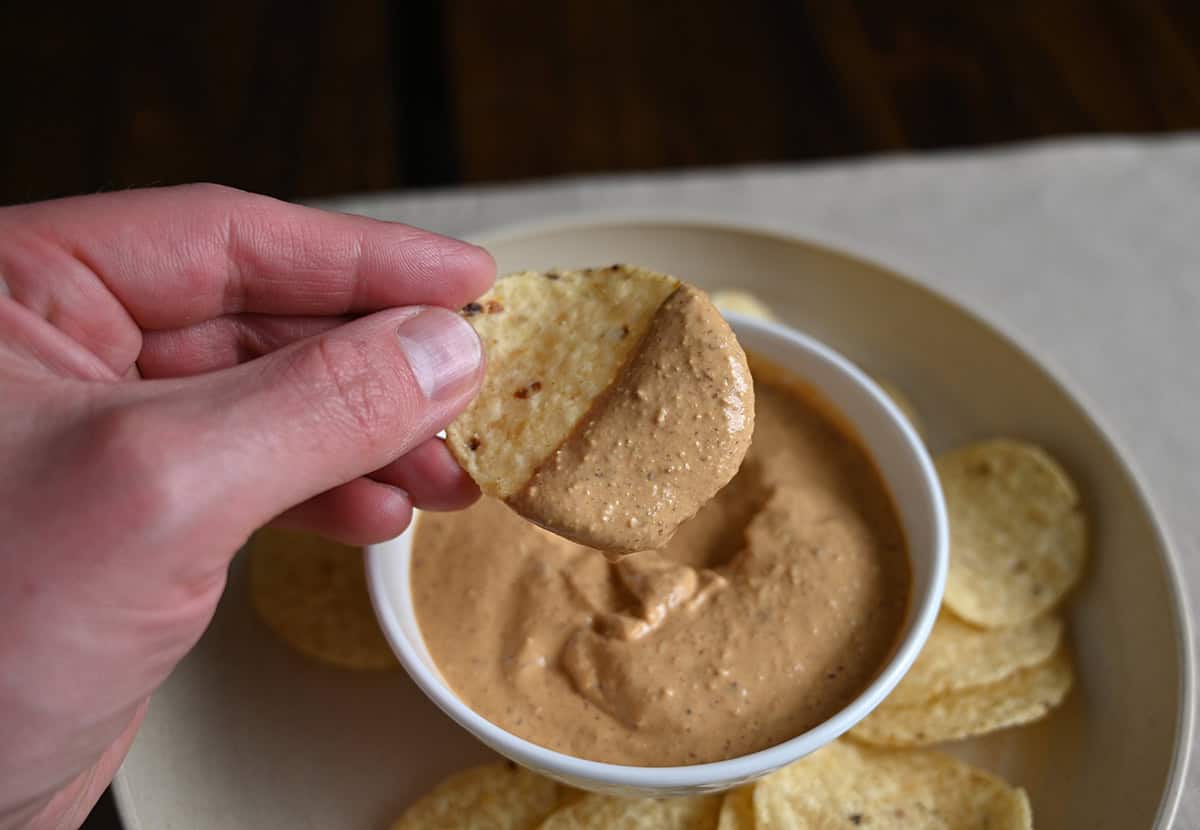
{"left": 366, "top": 312, "right": 949, "bottom": 790}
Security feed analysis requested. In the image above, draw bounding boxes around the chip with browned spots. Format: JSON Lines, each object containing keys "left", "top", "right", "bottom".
{"left": 447, "top": 266, "right": 753, "bottom": 553}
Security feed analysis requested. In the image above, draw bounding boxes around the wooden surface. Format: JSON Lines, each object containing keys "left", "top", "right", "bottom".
{"left": 1, "top": 2, "right": 1197, "bottom": 827}
{"left": 3, "top": 2, "right": 1200, "bottom": 207}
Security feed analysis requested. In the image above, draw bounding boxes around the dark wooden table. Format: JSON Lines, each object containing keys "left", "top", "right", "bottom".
{"left": 2, "top": 1, "right": 1198, "bottom": 827}
{"left": 4, "top": 1, "right": 1199, "bottom": 207}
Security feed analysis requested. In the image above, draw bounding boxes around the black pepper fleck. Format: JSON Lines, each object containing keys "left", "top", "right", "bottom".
{"left": 468, "top": 436, "right": 481, "bottom": 451}
{"left": 462, "top": 302, "right": 483, "bottom": 316}
{"left": 849, "top": 814, "right": 863, "bottom": 825}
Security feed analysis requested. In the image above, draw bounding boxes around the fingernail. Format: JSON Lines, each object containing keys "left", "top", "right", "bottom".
{"left": 397, "top": 308, "right": 483, "bottom": 401}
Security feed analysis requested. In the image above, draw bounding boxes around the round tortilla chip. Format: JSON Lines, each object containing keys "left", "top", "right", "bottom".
{"left": 448, "top": 265, "right": 753, "bottom": 553}
{"left": 538, "top": 791, "right": 722, "bottom": 830}
{"left": 938, "top": 439, "right": 1088, "bottom": 626}
{"left": 850, "top": 648, "right": 1074, "bottom": 747}
{"left": 390, "top": 761, "right": 562, "bottom": 830}
{"left": 756, "top": 740, "right": 1032, "bottom": 829}
{"left": 447, "top": 266, "right": 681, "bottom": 501}
{"left": 886, "top": 611, "right": 1064, "bottom": 706}
{"left": 248, "top": 528, "right": 396, "bottom": 670}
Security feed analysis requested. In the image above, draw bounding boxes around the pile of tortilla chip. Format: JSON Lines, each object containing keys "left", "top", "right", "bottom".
{"left": 390, "top": 743, "right": 1033, "bottom": 829}
{"left": 849, "top": 437, "right": 1083, "bottom": 749}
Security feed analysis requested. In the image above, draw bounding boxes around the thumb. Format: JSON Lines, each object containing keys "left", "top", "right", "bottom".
{"left": 176, "top": 305, "right": 483, "bottom": 528}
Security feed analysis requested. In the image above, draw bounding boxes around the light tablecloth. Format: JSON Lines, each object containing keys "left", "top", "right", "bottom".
{"left": 316, "top": 136, "right": 1200, "bottom": 825}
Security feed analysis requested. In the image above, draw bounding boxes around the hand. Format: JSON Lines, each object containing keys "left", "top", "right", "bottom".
{"left": 0, "top": 185, "right": 493, "bottom": 829}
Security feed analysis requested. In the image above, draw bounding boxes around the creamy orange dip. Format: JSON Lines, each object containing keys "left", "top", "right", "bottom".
{"left": 412, "top": 361, "right": 910, "bottom": 765}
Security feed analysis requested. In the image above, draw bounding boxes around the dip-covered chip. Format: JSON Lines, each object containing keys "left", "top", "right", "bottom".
{"left": 247, "top": 529, "right": 395, "bottom": 670}
{"left": 447, "top": 266, "right": 754, "bottom": 553}
{"left": 755, "top": 740, "right": 1033, "bottom": 829}
{"left": 389, "top": 762, "right": 561, "bottom": 830}
{"left": 938, "top": 439, "right": 1088, "bottom": 626}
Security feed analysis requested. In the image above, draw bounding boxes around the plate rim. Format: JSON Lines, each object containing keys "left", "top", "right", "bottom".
{"left": 113, "top": 213, "right": 1195, "bottom": 829}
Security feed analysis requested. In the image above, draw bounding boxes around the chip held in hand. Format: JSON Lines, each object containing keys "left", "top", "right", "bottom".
{"left": 447, "top": 266, "right": 755, "bottom": 554}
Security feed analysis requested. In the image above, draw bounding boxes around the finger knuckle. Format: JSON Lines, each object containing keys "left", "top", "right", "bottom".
{"left": 88, "top": 404, "right": 188, "bottom": 519}
{"left": 184, "top": 182, "right": 245, "bottom": 201}
{"left": 302, "top": 336, "right": 397, "bottom": 448}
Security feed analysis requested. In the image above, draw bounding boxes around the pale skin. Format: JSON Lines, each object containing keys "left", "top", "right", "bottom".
{"left": 0, "top": 184, "right": 495, "bottom": 829}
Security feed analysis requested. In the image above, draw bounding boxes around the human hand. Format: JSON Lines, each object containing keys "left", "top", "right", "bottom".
{"left": 0, "top": 185, "right": 493, "bottom": 829}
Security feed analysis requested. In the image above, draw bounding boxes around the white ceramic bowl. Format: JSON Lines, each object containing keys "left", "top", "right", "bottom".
{"left": 366, "top": 314, "right": 948, "bottom": 795}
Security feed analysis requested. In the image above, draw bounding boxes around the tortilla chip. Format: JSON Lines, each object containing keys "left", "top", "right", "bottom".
{"left": 446, "top": 266, "right": 679, "bottom": 499}
{"left": 390, "top": 762, "right": 561, "bottom": 830}
{"left": 756, "top": 740, "right": 1032, "bottom": 829}
{"left": 851, "top": 648, "right": 1074, "bottom": 747}
{"left": 247, "top": 528, "right": 395, "bottom": 670}
{"left": 711, "top": 290, "right": 776, "bottom": 322}
{"left": 538, "top": 791, "right": 722, "bottom": 830}
{"left": 938, "top": 439, "right": 1088, "bottom": 626}
{"left": 887, "top": 611, "right": 1063, "bottom": 706}
{"left": 716, "top": 786, "right": 755, "bottom": 830}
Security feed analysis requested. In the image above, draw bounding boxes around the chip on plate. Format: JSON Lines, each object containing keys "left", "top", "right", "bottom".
{"left": 938, "top": 439, "right": 1088, "bottom": 626}
{"left": 538, "top": 791, "right": 722, "bottom": 830}
{"left": 755, "top": 740, "right": 1032, "bottom": 829}
{"left": 390, "top": 762, "right": 562, "bottom": 830}
{"left": 247, "top": 528, "right": 395, "bottom": 670}
{"left": 711, "top": 289, "right": 777, "bottom": 322}
{"left": 873, "top": 378, "right": 924, "bottom": 437}
{"left": 851, "top": 648, "right": 1074, "bottom": 747}
{"left": 716, "top": 786, "right": 755, "bottom": 830}
{"left": 447, "top": 266, "right": 680, "bottom": 502}
{"left": 886, "top": 611, "right": 1064, "bottom": 706}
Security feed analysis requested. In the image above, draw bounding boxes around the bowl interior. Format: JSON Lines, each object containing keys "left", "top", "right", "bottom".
{"left": 367, "top": 315, "right": 946, "bottom": 793}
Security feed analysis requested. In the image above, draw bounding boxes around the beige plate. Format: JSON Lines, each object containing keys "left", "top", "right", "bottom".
{"left": 115, "top": 220, "right": 1193, "bottom": 829}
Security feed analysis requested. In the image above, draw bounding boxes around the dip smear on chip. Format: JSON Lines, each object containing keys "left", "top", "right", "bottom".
{"left": 416, "top": 358, "right": 910, "bottom": 766}
{"left": 447, "top": 266, "right": 754, "bottom": 554}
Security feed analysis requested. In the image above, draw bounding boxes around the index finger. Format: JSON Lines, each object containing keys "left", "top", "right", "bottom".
{"left": 1, "top": 183, "right": 494, "bottom": 330}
